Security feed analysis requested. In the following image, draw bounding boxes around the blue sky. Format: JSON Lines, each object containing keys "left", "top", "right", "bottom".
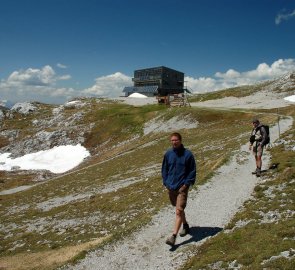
{"left": 1, "top": 0, "right": 295, "bottom": 104}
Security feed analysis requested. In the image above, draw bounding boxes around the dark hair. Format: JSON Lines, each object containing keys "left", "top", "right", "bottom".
{"left": 170, "top": 132, "right": 182, "bottom": 141}
{"left": 252, "top": 118, "right": 260, "bottom": 124}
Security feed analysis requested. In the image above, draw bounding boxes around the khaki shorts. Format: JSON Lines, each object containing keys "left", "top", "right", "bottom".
{"left": 253, "top": 143, "right": 264, "bottom": 157}
{"left": 168, "top": 185, "right": 189, "bottom": 211}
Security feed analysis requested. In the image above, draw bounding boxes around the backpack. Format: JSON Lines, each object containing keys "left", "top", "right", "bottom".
{"left": 249, "top": 124, "right": 270, "bottom": 145}
{"left": 257, "top": 125, "right": 270, "bottom": 145}
{"left": 262, "top": 125, "right": 270, "bottom": 145}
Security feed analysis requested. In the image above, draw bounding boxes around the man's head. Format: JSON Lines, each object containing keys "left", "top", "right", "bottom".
{"left": 252, "top": 118, "right": 260, "bottom": 128}
{"left": 170, "top": 132, "right": 182, "bottom": 149}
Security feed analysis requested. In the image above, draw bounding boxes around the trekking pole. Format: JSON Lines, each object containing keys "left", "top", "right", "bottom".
{"left": 277, "top": 108, "right": 281, "bottom": 139}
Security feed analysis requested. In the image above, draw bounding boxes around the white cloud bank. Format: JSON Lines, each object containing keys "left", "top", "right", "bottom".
{"left": 81, "top": 72, "right": 131, "bottom": 98}
{"left": 0, "top": 144, "right": 90, "bottom": 174}
{"left": 0, "top": 65, "right": 75, "bottom": 104}
{"left": 0, "top": 58, "right": 294, "bottom": 104}
{"left": 186, "top": 58, "right": 295, "bottom": 93}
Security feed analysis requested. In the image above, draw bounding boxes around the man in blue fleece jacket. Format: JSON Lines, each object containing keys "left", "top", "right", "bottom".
{"left": 162, "top": 132, "right": 196, "bottom": 246}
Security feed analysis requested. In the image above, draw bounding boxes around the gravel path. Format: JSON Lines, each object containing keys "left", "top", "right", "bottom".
{"left": 63, "top": 117, "right": 293, "bottom": 270}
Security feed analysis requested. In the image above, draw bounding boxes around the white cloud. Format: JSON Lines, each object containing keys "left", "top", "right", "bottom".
{"left": 0, "top": 65, "right": 74, "bottom": 104}
{"left": 215, "top": 69, "right": 240, "bottom": 79}
{"left": 185, "top": 76, "right": 219, "bottom": 92}
{"left": 243, "top": 59, "right": 295, "bottom": 80}
{"left": 275, "top": 9, "right": 295, "bottom": 25}
{"left": 81, "top": 72, "right": 132, "bottom": 98}
{"left": 7, "top": 65, "right": 56, "bottom": 86}
{"left": 58, "top": 74, "right": 72, "bottom": 80}
{"left": 186, "top": 58, "right": 295, "bottom": 93}
{"left": 57, "top": 63, "right": 67, "bottom": 69}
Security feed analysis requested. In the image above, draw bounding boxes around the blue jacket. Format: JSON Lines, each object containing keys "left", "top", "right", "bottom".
{"left": 161, "top": 144, "right": 196, "bottom": 190}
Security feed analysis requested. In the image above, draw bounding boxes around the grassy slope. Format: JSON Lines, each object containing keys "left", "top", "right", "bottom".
{"left": 0, "top": 94, "right": 292, "bottom": 269}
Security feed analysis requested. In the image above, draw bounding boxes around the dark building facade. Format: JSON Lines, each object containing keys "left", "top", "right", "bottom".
{"left": 123, "top": 66, "right": 185, "bottom": 97}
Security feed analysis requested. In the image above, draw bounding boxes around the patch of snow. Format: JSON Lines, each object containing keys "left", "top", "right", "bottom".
{"left": 0, "top": 144, "right": 90, "bottom": 174}
{"left": 115, "top": 97, "right": 157, "bottom": 106}
{"left": 284, "top": 95, "right": 295, "bottom": 102}
{"left": 128, "top": 93, "right": 148, "bottom": 98}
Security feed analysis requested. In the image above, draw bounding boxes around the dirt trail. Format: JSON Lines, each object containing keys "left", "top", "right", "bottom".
{"left": 63, "top": 117, "right": 293, "bottom": 270}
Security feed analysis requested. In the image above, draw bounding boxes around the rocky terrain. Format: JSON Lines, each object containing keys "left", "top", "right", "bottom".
{"left": 0, "top": 100, "right": 90, "bottom": 158}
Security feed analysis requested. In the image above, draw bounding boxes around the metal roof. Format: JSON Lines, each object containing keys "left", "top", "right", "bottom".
{"left": 123, "top": 85, "right": 158, "bottom": 93}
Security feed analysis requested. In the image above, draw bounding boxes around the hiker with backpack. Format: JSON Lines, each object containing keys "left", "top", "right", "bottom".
{"left": 162, "top": 132, "right": 196, "bottom": 246}
{"left": 249, "top": 118, "right": 269, "bottom": 177}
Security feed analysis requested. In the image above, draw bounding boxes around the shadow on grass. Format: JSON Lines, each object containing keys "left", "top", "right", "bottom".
{"left": 169, "top": 226, "right": 223, "bottom": 251}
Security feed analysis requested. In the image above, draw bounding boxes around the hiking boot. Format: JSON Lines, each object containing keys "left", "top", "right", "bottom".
{"left": 179, "top": 223, "right": 190, "bottom": 237}
{"left": 165, "top": 234, "right": 176, "bottom": 246}
{"left": 256, "top": 168, "right": 261, "bottom": 177}
{"left": 252, "top": 168, "right": 259, "bottom": 174}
